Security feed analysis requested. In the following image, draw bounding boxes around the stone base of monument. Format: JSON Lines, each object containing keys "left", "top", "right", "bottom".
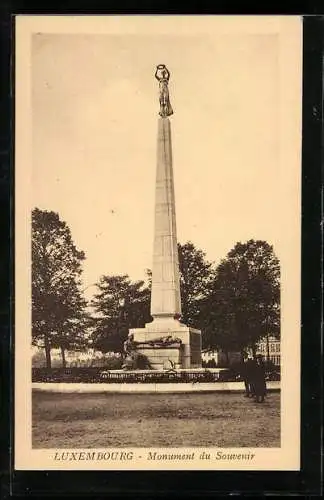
{"left": 129, "top": 318, "right": 202, "bottom": 370}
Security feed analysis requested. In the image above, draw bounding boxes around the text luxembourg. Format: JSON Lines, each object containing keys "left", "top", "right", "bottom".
{"left": 53, "top": 451, "right": 255, "bottom": 462}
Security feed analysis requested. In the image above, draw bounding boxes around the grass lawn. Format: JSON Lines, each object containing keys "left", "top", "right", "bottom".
{"left": 32, "top": 390, "right": 280, "bottom": 448}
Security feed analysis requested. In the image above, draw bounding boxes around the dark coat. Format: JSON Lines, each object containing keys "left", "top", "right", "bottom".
{"left": 253, "top": 360, "right": 267, "bottom": 396}
{"left": 240, "top": 358, "right": 255, "bottom": 381}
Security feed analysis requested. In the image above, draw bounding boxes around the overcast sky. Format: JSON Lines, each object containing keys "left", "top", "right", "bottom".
{"left": 31, "top": 22, "right": 299, "bottom": 297}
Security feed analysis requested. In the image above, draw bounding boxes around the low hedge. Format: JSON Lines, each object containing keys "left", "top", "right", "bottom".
{"left": 32, "top": 367, "right": 280, "bottom": 384}
{"left": 33, "top": 367, "right": 234, "bottom": 384}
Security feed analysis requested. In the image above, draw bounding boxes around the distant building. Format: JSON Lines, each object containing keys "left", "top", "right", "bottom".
{"left": 202, "top": 335, "right": 281, "bottom": 368}
{"left": 31, "top": 346, "right": 121, "bottom": 368}
{"left": 256, "top": 336, "right": 281, "bottom": 366}
{"left": 201, "top": 349, "right": 241, "bottom": 367}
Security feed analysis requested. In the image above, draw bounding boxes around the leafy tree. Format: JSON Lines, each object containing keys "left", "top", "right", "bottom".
{"left": 200, "top": 239, "right": 280, "bottom": 356}
{"left": 199, "top": 285, "right": 240, "bottom": 356}
{"left": 90, "top": 275, "right": 151, "bottom": 353}
{"left": 178, "top": 242, "right": 215, "bottom": 327}
{"left": 32, "top": 208, "right": 87, "bottom": 368}
{"left": 145, "top": 268, "right": 152, "bottom": 288}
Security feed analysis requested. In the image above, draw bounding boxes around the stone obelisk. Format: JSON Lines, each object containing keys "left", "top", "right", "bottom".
{"left": 150, "top": 116, "right": 181, "bottom": 320}
{"left": 130, "top": 65, "right": 201, "bottom": 370}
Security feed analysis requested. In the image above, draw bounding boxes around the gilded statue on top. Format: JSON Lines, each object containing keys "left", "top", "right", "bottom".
{"left": 155, "top": 64, "right": 173, "bottom": 118}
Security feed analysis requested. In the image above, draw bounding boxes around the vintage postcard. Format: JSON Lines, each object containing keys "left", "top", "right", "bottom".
{"left": 15, "top": 15, "right": 302, "bottom": 471}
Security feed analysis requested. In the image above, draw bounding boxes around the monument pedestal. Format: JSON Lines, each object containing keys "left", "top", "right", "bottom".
{"left": 130, "top": 319, "right": 202, "bottom": 370}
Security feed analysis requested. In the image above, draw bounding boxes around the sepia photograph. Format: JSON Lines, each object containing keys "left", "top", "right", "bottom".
{"left": 15, "top": 15, "right": 302, "bottom": 470}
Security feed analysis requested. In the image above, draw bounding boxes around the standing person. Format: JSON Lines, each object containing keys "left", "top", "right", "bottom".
{"left": 247, "top": 355, "right": 257, "bottom": 398}
{"left": 253, "top": 354, "right": 267, "bottom": 403}
{"left": 240, "top": 352, "right": 254, "bottom": 398}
